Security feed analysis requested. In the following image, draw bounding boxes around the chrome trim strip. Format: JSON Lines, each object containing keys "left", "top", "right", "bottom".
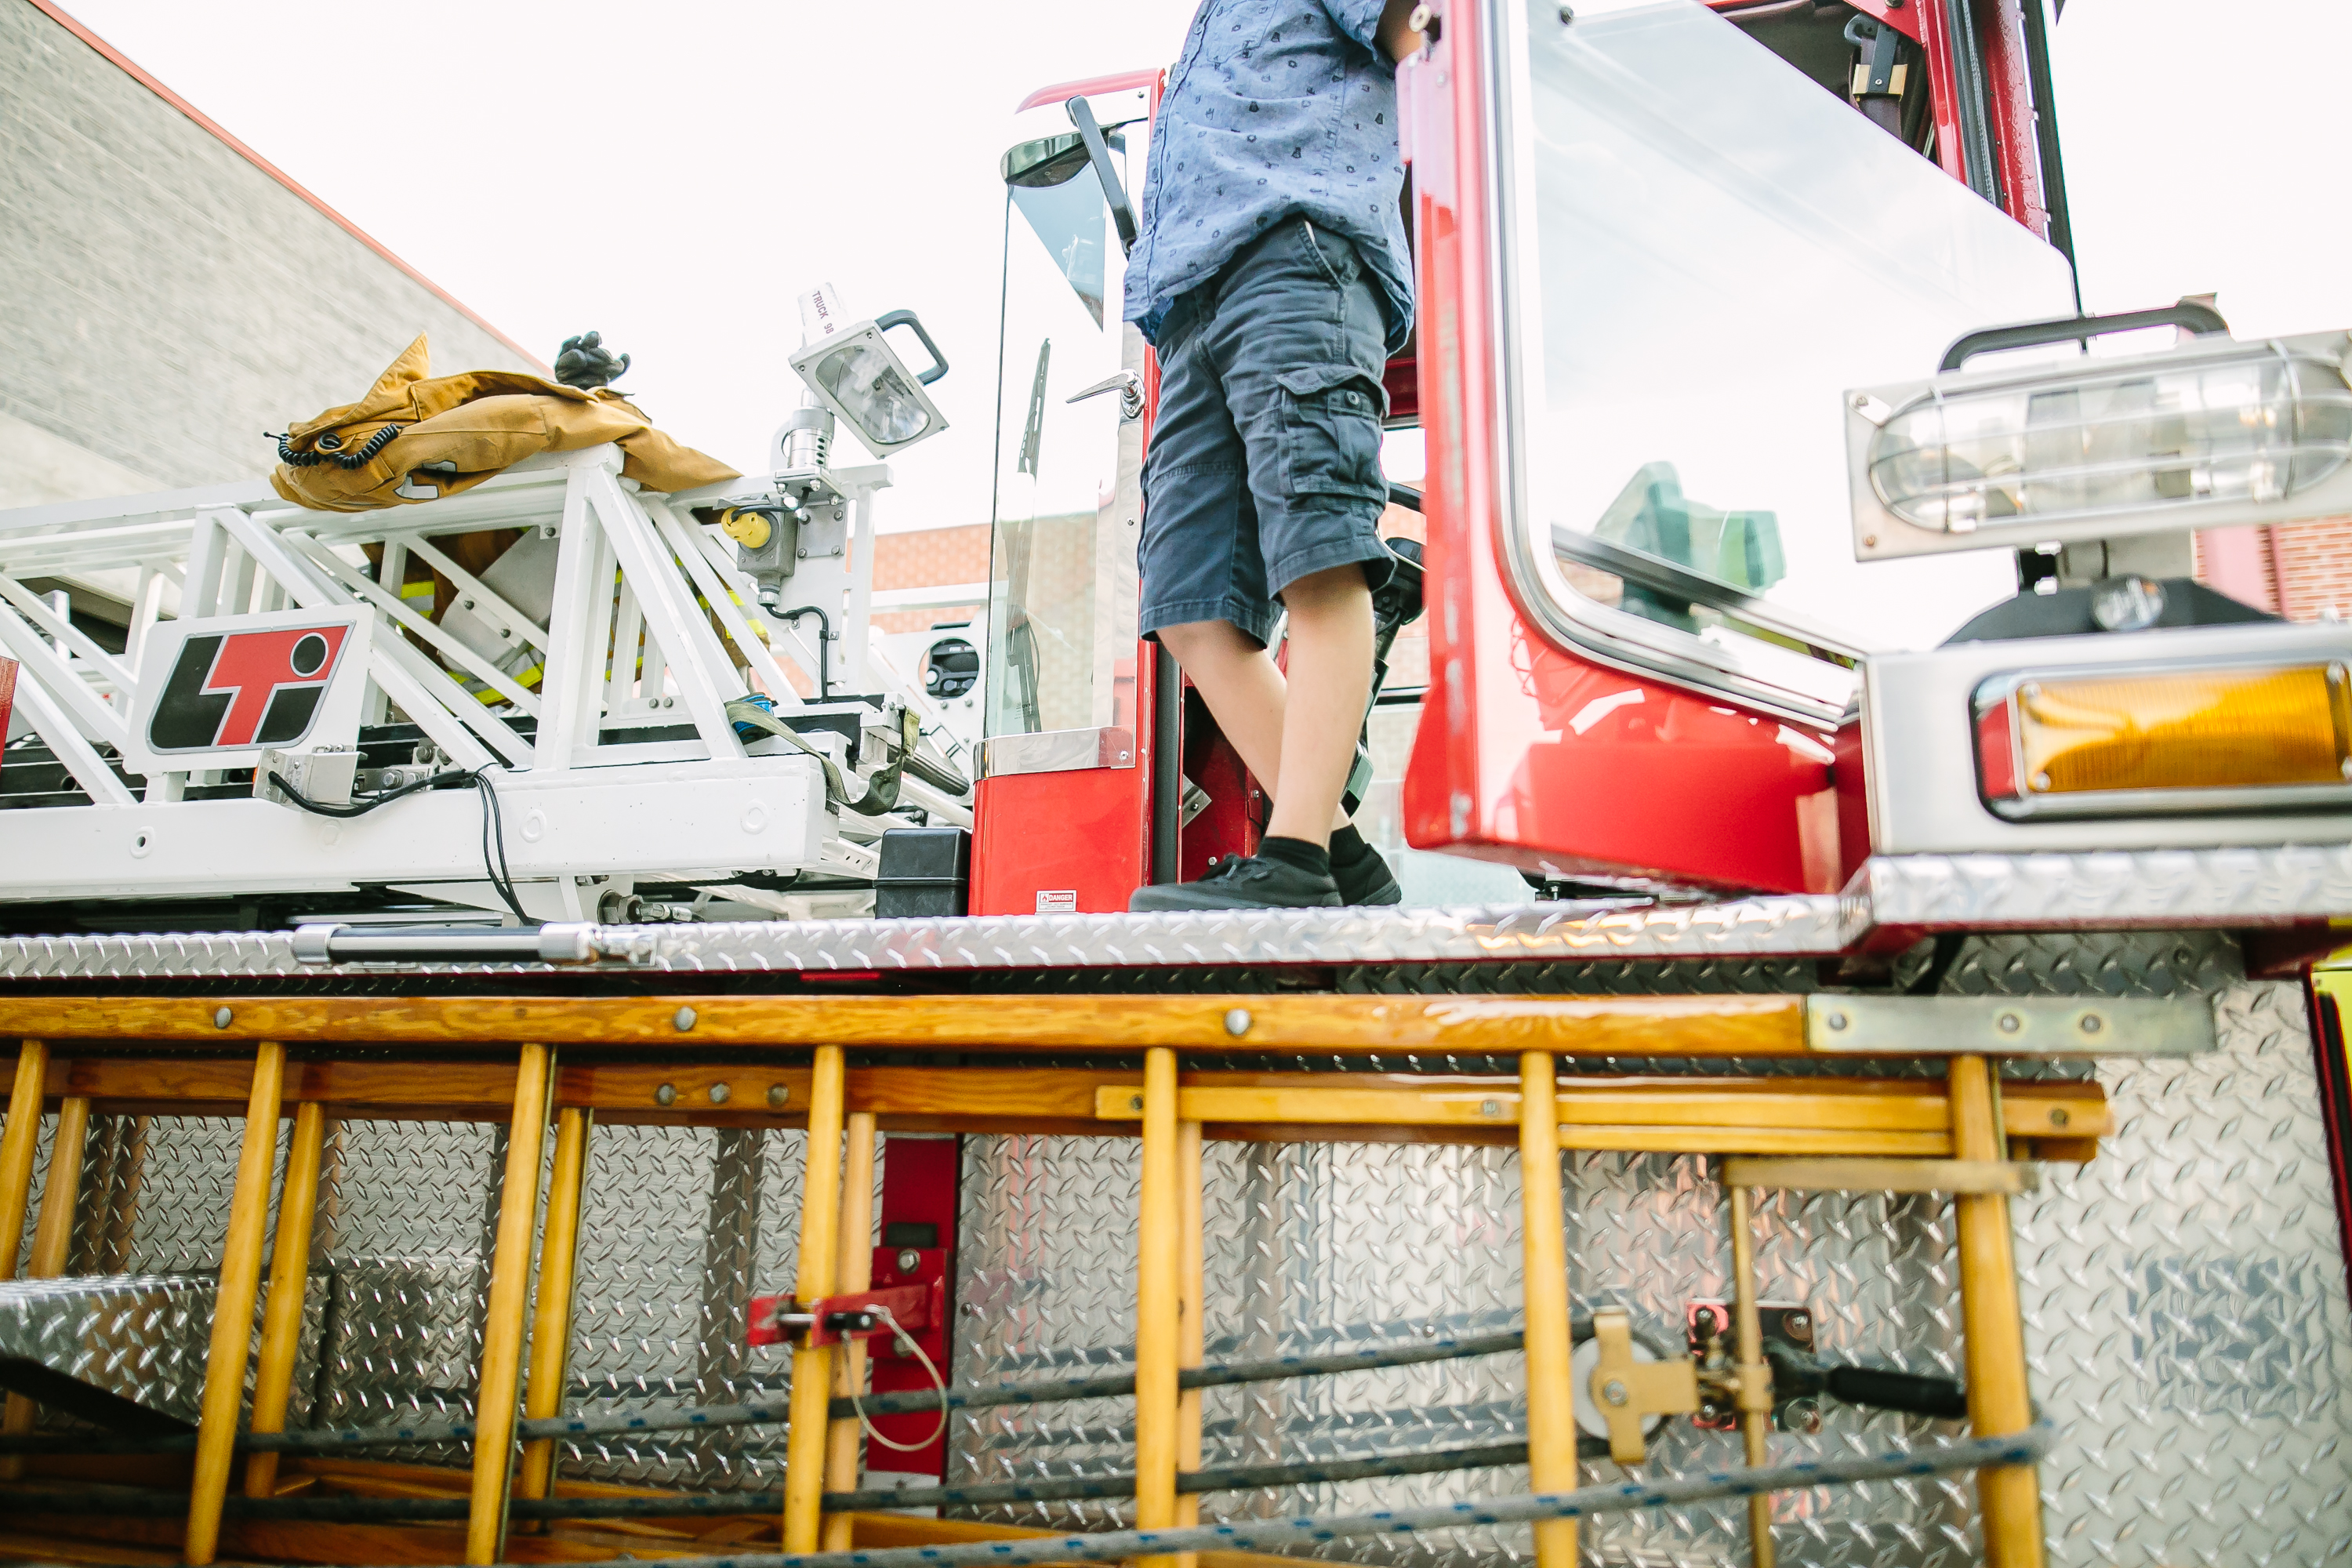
{"left": 978, "top": 725, "right": 1137, "bottom": 778}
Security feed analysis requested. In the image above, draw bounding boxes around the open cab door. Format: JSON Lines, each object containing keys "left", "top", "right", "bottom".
{"left": 1400, "top": 0, "right": 2078, "bottom": 895}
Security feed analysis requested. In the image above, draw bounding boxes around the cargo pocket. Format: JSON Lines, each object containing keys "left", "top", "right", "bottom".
{"left": 1274, "top": 365, "right": 1388, "bottom": 503}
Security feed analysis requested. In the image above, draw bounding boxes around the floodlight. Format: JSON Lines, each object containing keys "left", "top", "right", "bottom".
{"left": 788, "top": 310, "right": 951, "bottom": 459}
{"left": 1847, "top": 311, "right": 2352, "bottom": 561}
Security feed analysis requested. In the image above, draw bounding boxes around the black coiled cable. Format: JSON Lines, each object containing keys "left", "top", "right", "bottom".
{"left": 270, "top": 423, "right": 403, "bottom": 470}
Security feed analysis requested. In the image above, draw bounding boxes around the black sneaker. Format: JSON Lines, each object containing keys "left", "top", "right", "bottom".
{"left": 1128, "top": 852, "right": 1343, "bottom": 912}
{"left": 1332, "top": 844, "right": 1402, "bottom": 906}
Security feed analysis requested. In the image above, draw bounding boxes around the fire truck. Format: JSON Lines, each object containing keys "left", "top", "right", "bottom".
{"left": 2, "top": 2, "right": 2349, "bottom": 1566}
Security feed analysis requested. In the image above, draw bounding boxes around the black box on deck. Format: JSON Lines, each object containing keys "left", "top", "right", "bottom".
{"left": 875, "top": 827, "right": 971, "bottom": 919}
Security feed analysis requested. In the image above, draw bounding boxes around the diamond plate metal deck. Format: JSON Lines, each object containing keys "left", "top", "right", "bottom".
{"left": 2, "top": 847, "right": 2339, "bottom": 983}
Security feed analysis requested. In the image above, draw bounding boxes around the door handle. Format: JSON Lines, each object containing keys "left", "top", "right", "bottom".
{"left": 1067, "top": 371, "right": 1143, "bottom": 421}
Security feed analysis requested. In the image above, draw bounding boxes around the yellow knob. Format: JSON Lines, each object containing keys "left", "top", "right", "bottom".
{"left": 720, "top": 509, "right": 772, "bottom": 549}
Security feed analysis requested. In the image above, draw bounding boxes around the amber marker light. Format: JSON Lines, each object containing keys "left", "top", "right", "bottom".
{"left": 1973, "top": 662, "right": 2352, "bottom": 820}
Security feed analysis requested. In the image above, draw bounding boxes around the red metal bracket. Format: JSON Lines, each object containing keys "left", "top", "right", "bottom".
{"left": 747, "top": 1279, "right": 943, "bottom": 1348}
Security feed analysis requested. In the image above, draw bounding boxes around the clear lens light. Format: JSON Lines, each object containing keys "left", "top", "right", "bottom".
{"left": 1871, "top": 344, "right": 2352, "bottom": 532}
{"left": 814, "top": 342, "right": 933, "bottom": 447}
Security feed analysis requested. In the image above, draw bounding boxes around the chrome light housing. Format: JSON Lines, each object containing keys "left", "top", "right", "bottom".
{"left": 1846, "top": 326, "right": 2352, "bottom": 561}
{"left": 788, "top": 310, "right": 951, "bottom": 459}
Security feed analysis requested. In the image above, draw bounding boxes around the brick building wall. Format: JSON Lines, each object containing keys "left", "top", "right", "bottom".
{"left": 869, "top": 523, "right": 989, "bottom": 635}
{"left": 0, "top": 0, "right": 538, "bottom": 511}
{"left": 2196, "top": 520, "right": 2352, "bottom": 622}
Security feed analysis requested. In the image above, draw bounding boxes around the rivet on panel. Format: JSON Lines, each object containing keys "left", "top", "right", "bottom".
{"left": 2078, "top": 1012, "right": 2103, "bottom": 1035}
{"left": 768, "top": 1084, "right": 790, "bottom": 1109}
{"left": 2049, "top": 1107, "right": 2071, "bottom": 1127}
{"left": 1996, "top": 1012, "right": 2022, "bottom": 1034}
{"left": 212, "top": 1006, "right": 233, "bottom": 1029}
{"left": 1223, "top": 1008, "right": 1252, "bottom": 1037}
{"left": 1825, "top": 1011, "right": 1849, "bottom": 1032}
{"left": 673, "top": 1006, "right": 697, "bottom": 1033}
{"left": 655, "top": 1083, "right": 677, "bottom": 1106}
{"left": 709, "top": 1082, "right": 731, "bottom": 1105}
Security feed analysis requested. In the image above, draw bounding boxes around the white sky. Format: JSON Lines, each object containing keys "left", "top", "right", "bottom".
{"left": 57, "top": 0, "right": 2352, "bottom": 536}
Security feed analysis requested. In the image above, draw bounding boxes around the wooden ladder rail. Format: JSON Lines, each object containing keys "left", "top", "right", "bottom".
{"left": 781, "top": 1045, "right": 848, "bottom": 1552}
{"left": 465, "top": 1043, "right": 556, "bottom": 1566}
{"left": 515, "top": 1105, "right": 595, "bottom": 1511}
{"left": 1519, "top": 1051, "right": 1579, "bottom": 1568}
{"left": 185, "top": 1040, "right": 287, "bottom": 1566}
{"left": 2, "top": 1064, "right": 86, "bottom": 1480}
{"left": 1951, "top": 1055, "right": 2043, "bottom": 1568}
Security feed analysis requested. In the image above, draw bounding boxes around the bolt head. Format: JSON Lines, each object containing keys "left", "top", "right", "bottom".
{"left": 1223, "top": 1007, "right": 1252, "bottom": 1037}
{"left": 768, "top": 1084, "right": 790, "bottom": 1109}
{"left": 674, "top": 1005, "right": 698, "bottom": 1033}
{"left": 1998, "top": 1012, "right": 2022, "bottom": 1033}
{"left": 655, "top": 1083, "right": 677, "bottom": 1106}
{"left": 1602, "top": 1379, "right": 1628, "bottom": 1406}
{"left": 2049, "top": 1106, "right": 2071, "bottom": 1127}
{"left": 212, "top": 1006, "right": 233, "bottom": 1029}
{"left": 1826, "top": 1011, "right": 1849, "bottom": 1032}
{"left": 1481, "top": 1099, "right": 1501, "bottom": 1117}
{"left": 897, "top": 1248, "right": 923, "bottom": 1275}
{"left": 1786, "top": 1310, "right": 1810, "bottom": 1331}
{"left": 2079, "top": 1012, "right": 2103, "bottom": 1034}
{"left": 709, "top": 1082, "right": 731, "bottom": 1105}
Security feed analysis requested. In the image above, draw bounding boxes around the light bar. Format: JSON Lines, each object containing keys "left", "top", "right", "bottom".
{"left": 1848, "top": 328, "right": 2352, "bottom": 561}
{"left": 1973, "top": 659, "right": 2352, "bottom": 820}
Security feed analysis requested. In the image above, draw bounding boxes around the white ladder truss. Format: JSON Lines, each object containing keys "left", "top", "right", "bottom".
{"left": 0, "top": 446, "right": 974, "bottom": 920}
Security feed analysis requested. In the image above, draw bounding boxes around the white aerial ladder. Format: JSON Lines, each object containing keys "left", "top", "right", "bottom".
{"left": 0, "top": 299, "right": 976, "bottom": 927}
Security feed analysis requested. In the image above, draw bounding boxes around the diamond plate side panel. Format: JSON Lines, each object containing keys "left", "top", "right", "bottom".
{"left": 1571, "top": 1157, "right": 1974, "bottom": 1567}
{"left": 950, "top": 1136, "right": 1534, "bottom": 1567}
{"left": 951, "top": 1134, "right": 1142, "bottom": 1533}
{"left": 2020, "top": 981, "right": 2352, "bottom": 1566}
{"left": 1934, "top": 931, "right": 2245, "bottom": 1000}
{"left": 0, "top": 1273, "right": 216, "bottom": 1423}
{"left": 103, "top": 1115, "right": 252, "bottom": 1275}
{"left": 558, "top": 1124, "right": 806, "bottom": 1490}
{"left": 308, "top": 1118, "right": 503, "bottom": 1464}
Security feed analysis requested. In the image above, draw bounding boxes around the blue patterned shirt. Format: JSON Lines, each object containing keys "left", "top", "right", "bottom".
{"left": 1125, "top": 0, "right": 1414, "bottom": 355}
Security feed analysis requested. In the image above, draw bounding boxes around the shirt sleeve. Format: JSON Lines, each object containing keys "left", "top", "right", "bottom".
{"left": 1318, "top": 0, "right": 1390, "bottom": 54}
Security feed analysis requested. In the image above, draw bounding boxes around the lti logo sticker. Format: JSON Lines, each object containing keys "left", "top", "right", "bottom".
{"left": 150, "top": 624, "right": 351, "bottom": 751}
{"left": 128, "top": 607, "right": 372, "bottom": 774}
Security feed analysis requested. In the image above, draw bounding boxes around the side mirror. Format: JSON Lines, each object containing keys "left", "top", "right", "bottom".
{"left": 1001, "top": 132, "right": 1093, "bottom": 190}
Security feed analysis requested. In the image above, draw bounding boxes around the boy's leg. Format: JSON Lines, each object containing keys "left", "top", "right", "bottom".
{"left": 1131, "top": 221, "right": 1397, "bottom": 911}
{"left": 1156, "top": 604, "right": 1363, "bottom": 841}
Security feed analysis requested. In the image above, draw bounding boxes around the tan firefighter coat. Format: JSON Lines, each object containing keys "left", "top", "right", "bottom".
{"left": 269, "top": 335, "right": 738, "bottom": 512}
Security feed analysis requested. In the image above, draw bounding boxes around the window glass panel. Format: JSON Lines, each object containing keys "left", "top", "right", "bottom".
{"left": 985, "top": 136, "right": 1140, "bottom": 741}
{"left": 1503, "top": 0, "right": 2078, "bottom": 713}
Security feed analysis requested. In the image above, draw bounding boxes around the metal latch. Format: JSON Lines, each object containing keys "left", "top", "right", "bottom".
{"left": 746, "top": 1278, "right": 944, "bottom": 1348}
{"left": 1587, "top": 1307, "right": 1700, "bottom": 1465}
{"left": 1066, "top": 371, "right": 1144, "bottom": 420}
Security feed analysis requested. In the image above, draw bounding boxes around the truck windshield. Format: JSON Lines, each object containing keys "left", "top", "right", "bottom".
{"left": 1493, "top": 0, "right": 2076, "bottom": 723}
{"left": 985, "top": 125, "right": 1142, "bottom": 744}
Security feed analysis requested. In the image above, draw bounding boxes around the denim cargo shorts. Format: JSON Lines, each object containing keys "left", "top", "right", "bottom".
{"left": 1140, "top": 217, "right": 1395, "bottom": 648}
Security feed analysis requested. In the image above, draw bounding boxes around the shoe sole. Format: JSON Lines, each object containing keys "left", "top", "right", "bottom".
{"left": 1128, "top": 887, "right": 1342, "bottom": 913}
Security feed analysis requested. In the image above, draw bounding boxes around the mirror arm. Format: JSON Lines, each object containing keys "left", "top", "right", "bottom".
{"left": 1065, "top": 96, "right": 1140, "bottom": 256}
